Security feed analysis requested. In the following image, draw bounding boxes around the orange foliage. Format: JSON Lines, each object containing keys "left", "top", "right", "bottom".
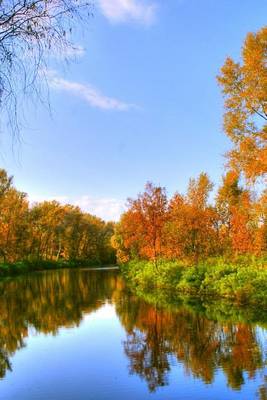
{"left": 217, "top": 27, "right": 267, "bottom": 182}
{"left": 115, "top": 173, "right": 266, "bottom": 264}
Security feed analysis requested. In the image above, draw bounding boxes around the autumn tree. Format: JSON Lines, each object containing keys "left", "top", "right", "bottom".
{"left": 216, "top": 171, "right": 259, "bottom": 255}
{"left": 186, "top": 172, "right": 213, "bottom": 209}
{"left": 216, "top": 171, "right": 244, "bottom": 254}
{"left": 0, "top": 169, "right": 13, "bottom": 196}
{"left": 116, "top": 183, "right": 168, "bottom": 267}
{"left": 0, "top": 188, "right": 28, "bottom": 262}
{"left": 0, "top": 169, "right": 29, "bottom": 262}
{"left": 217, "top": 26, "right": 267, "bottom": 182}
{"left": 166, "top": 173, "right": 217, "bottom": 263}
{"left": 28, "top": 201, "right": 67, "bottom": 261}
{"left": 230, "top": 191, "right": 254, "bottom": 255}
{"left": 163, "top": 193, "right": 186, "bottom": 259}
{"left": 253, "top": 190, "right": 267, "bottom": 255}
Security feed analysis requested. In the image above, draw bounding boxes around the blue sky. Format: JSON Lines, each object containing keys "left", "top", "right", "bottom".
{"left": 1, "top": 0, "right": 267, "bottom": 220}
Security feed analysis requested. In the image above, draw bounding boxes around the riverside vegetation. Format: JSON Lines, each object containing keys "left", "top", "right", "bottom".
{"left": 120, "top": 259, "right": 267, "bottom": 307}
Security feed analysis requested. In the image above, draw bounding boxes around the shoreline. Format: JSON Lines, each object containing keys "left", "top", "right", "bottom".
{"left": 0, "top": 260, "right": 118, "bottom": 278}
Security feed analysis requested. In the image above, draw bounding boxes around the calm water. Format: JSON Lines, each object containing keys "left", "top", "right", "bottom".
{"left": 0, "top": 269, "right": 266, "bottom": 400}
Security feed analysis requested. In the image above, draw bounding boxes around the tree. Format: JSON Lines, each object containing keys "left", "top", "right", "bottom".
{"left": 0, "top": 187, "right": 28, "bottom": 262}
{"left": 186, "top": 172, "right": 213, "bottom": 209}
{"left": 253, "top": 190, "right": 267, "bottom": 255}
{"left": 0, "top": 0, "right": 92, "bottom": 135}
{"left": 0, "top": 169, "right": 13, "bottom": 196}
{"left": 116, "top": 183, "right": 168, "bottom": 267}
{"left": 215, "top": 171, "right": 260, "bottom": 255}
{"left": 216, "top": 171, "right": 243, "bottom": 254}
{"left": 217, "top": 26, "right": 267, "bottom": 182}
{"left": 166, "top": 174, "right": 217, "bottom": 263}
{"left": 230, "top": 193, "right": 253, "bottom": 255}
{"left": 0, "top": 169, "right": 29, "bottom": 262}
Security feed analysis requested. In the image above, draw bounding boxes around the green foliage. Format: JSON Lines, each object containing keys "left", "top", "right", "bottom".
{"left": 122, "top": 257, "right": 267, "bottom": 307}
{"left": 122, "top": 260, "right": 185, "bottom": 290}
{"left": 178, "top": 265, "right": 208, "bottom": 293}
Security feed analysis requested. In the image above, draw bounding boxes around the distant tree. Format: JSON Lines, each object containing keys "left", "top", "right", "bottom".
{"left": 216, "top": 171, "right": 243, "bottom": 228}
{"left": 215, "top": 171, "right": 244, "bottom": 253}
{"left": 186, "top": 172, "right": 213, "bottom": 209}
{"left": 0, "top": 186, "right": 28, "bottom": 262}
{"left": 0, "top": 0, "right": 92, "bottom": 136}
{"left": 0, "top": 168, "right": 13, "bottom": 196}
{"left": 217, "top": 26, "right": 267, "bottom": 182}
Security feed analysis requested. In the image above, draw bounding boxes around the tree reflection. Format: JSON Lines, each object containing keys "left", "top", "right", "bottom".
{"left": 124, "top": 309, "right": 171, "bottom": 392}
{"left": 0, "top": 269, "right": 121, "bottom": 378}
{"left": 117, "top": 293, "right": 266, "bottom": 392}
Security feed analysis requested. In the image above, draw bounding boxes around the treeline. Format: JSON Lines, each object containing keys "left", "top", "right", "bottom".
{"left": 0, "top": 169, "right": 115, "bottom": 267}
{"left": 113, "top": 173, "right": 266, "bottom": 265}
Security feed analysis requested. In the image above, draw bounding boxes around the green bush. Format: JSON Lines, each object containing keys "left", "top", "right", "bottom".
{"left": 121, "top": 257, "right": 267, "bottom": 307}
{"left": 178, "top": 265, "right": 208, "bottom": 294}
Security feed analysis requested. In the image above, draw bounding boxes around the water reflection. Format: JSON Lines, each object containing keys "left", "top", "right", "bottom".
{"left": 118, "top": 296, "right": 265, "bottom": 392}
{"left": 0, "top": 269, "right": 266, "bottom": 397}
{"left": 0, "top": 269, "right": 122, "bottom": 378}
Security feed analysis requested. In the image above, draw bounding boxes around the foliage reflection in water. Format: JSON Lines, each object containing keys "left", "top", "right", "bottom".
{"left": 0, "top": 269, "right": 266, "bottom": 400}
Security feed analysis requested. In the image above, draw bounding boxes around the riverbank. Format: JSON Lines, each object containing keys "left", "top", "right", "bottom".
{"left": 0, "top": 259, "right": 114, "bottom": 277}
{"left": 120, "top": 257, "right": 267, "bottom": 307}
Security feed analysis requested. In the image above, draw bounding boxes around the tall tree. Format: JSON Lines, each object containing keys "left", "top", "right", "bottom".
{"left": 218, "top": 26, "right": 267, "bottom": 182}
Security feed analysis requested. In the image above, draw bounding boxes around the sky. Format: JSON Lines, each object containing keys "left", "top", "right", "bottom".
{"left": 1, "top": 0, "right": 267, "bottom": 221}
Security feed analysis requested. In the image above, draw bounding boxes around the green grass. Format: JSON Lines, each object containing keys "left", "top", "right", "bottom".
{"left": 0, "top": 258, "right": 109, "bottom": 277}
{"left": 121, "top": 256, "right": 267, "bottom": 307}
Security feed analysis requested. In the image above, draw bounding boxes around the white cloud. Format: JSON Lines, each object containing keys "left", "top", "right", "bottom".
{"left": 46, "top": 70, "right": 134, "bottom": 111}
{"left": 75, "top": 195, "right": 125, "bottom": 221}
{"left": 98, "top": 0, "right": 157, "bottom": 25}
{"left": 28, "top": 193, "right": 125, "bottom": 221}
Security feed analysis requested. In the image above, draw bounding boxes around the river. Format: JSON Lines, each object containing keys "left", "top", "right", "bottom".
{"left": 0, "top": 268, "right": 266, "bottom": 399}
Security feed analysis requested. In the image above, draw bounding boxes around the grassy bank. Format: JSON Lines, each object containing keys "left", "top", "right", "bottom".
{"left": 121, "top": 257, "right": 267, "bottom": 307}
{"left": 0, "top": 259, "right": 112, "bottom": 277}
